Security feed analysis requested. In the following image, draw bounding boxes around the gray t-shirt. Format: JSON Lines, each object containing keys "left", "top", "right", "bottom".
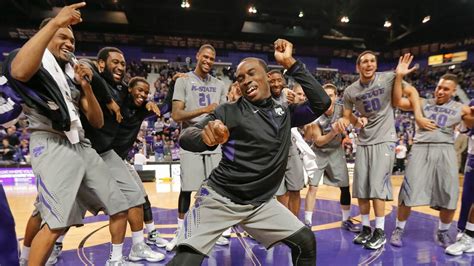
{"left": 343, "top": 72, "right": 397, "bottom": 145}
{"left": 313, "top": 101, "right": 343, "bottom": 152}
{"left": 415, "top": 98, "right": 463, "bottom": 144}
{"left": 23, "top": 77, "right": 87, "bottom": 142}
{"left": 172, "top": 71, "right": 227, "bottom": 128}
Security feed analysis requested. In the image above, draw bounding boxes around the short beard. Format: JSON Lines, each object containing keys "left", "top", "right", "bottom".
{"left": 101, "top": 67, "right": 120, "bottom": 85}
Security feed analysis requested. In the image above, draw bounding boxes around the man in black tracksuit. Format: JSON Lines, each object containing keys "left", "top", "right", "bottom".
{"left": 168, "top": 39, "right": 331, "bottom": 265}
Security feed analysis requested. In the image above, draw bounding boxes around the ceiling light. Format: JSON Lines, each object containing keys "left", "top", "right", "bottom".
{"left": 181, "top": 0, "right": 190, "bottom": 8}
{"left": 248, "top": 6, "right": 257, "bottom": 14}
{"left": 299, "top": 11, "right": 304, "bottom": 18}
{"left": 340, "top": 16, "right": 349, "bottom": 23}
{"left": 422, "top": 15, "right": 431, "bottom": 23}
{"left": 384, "top": 20, "right": 392, "bottom": 28}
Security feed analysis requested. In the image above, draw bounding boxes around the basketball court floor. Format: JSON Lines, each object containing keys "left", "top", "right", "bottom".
{"left": 4, "top": 172, "right": 470, "bottom": 265}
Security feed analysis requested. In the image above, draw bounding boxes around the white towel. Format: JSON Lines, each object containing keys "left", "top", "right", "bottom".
{"left": 291, "top": 128, "right": 318, "bottom": 184}
{"left": 42, "top": 49, "right": 81, "bottom": 144}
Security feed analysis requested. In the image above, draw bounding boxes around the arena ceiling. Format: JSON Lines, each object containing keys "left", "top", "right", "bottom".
{"left": 0, "top": 0, "right": 473, "bottom": 51}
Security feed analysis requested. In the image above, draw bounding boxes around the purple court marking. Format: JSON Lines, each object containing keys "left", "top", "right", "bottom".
{"left": 42, "top": 199, "right": 474, "bottom": 265}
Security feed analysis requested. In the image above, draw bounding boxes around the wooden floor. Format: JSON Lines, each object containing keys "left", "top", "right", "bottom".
{"left": 5, "top": 174, "right": 465, "bottom": 252}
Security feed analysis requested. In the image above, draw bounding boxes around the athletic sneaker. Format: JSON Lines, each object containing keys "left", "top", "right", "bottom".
{"left": 105, "top": 257, "right": 127, "bottom": 266}
{"left": 19, "top": 258, "right": 27, "bottom": 266}
{"left": 390, "top": 227, "right": 404, "bottom": 247}
{"left": 364, "top": 228, "right": 386, "bottom": 250}
{"left": 166, "top": 230, "right": 179, "bottom": 252}
{"left": 342, "top": 219, "right": 360, "bottom": 233}
{"left": 216, "top": 236, "right": 230, "bottom": 246}
{"left": 146, "top": 229, "right": 169, "bottom": 248}
{"left": 353, "top": 226, "right": 372, "bottom": 245}
{"left": 304, "top": 222, "right": 312, "bottom": 229}
{"left": 46, "top": 242, "right": 63, "bottom": 265}
{"left": 128, "top": 242, "right": 165, "bottom": 262}
{"left": 456, "top": 229, "right": 464, "bottom": 241}
{"left": 222, "top": 227, "right": 232, "bottom": 238}
{"left": 436, "top": 230, "right": 454, "bottom": 248}
{"left": 445, "top": 233, "right": 474, "bottom": 256}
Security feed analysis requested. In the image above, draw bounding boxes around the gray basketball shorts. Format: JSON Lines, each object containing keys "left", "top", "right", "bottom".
{"left": 124, "top": 160, "right": 147, "bottom": 197}
{"left": 352, "top": 142, "right": 395, "bottom": 200}
{"left": 399, "top": 143, "right": 458, "bottom": 210}
{"left": 30, "top": 132, "right": 129, "bottom": 229}
{"left": 176, "top": 183, "right": 306, "bottom": 255}
{"left": 275, "top": 153, "right": 305, "bottom": 196}
{"left": 309, "top": 147, "right": 349, "bottom": 187}
{"left": 179, "top": 148, "right": 222, "bottom": 192}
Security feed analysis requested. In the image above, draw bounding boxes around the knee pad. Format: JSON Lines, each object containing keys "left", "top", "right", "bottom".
{"left": 178, "top": 191, "right": 192, "bottom": 214}
{"left": 143, "top": 196, "right": 153, "bottom": 222}
{"left": 166, "top": 245, "right": 205, "bottom": 266}
{"left": 282, "top": 226, "right": 316, "bottom": 266}
{"left": 340, "top": 186, "right": 351, "bottom": 206}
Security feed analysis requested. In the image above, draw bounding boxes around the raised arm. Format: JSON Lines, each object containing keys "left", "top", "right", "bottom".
{"left": 272, "top": 39, "right": 331, "bottom": 127}
{"left": 10, "top": 2, "right": 85, "bottom": 82}
{"left": 462, "top": 105, "right": 474, "bottom": 129}
{"left": 393, "top": 53, "right": 437, "bottom": 130}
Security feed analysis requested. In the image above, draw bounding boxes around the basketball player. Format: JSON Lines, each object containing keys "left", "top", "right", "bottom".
{"left": 167, "top": 44, "right": 228, "bottom": 251}
{"left": 389, "top": 54, "right": 474, "bottom": 248}
{"left": 5, "top": 3, "right": 131, "bottom": 265}
{"left": 167, "top": 38, "right": 330, "bottom": 265}
{"left": 304, "top": 83, "right": 359, "bottom": 231}
{"left": 454, "top": 99, "right": 474, "bottom": 241}
{"left": 0, "top": 183, "right": 19, "bottom": 266}
{"left": 336, "top": 51, "right": 423, "bottom": 250}
{"left": 446, "top": 204, "right": 474, "bottom": 255}
{"left": 111, "top": 76, "right": 169, "bottom": 248}
{"left": 79, "top": 47, "right": 164, "bottom": 262}
{"left": 269, "top": 70, "right": 304, "bottom": 216}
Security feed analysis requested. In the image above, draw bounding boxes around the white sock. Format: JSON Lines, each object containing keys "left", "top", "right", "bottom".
{"left": 177, "top": 218, "right": 184, "bottom": 230}
{"left": 132, "top": 230, "right": 145, "bottom": 245}
{"left": 145, "top": 223, "right": 155, "bottom": 234}
{"left": 361, "top": 214, "right": 370, "bottom": 227}
{"left": 20, "top": 246, "right": 30, "bottom": 260}
{"left": 466, "top": 222, "right": 474, "bottom": 232}
{"left": 304, "top": 211, "right": 313, "bottom": 224}
{"left": 56, "top": 235, "right": 65, "bottom": 243}
{"left": 396, "top": 219, "right": 407, "bottom": 230}
{"left": 439, "top": 221, "right": 451, "bottom": 231}
{"left": 110, "top": 243, "right": 123, "bottom": 261}
{"left": 341, "top": 209, "right": 351, "bottom": 221}
{"left": 375, "top": 216, "right": 385, "bottom": 230}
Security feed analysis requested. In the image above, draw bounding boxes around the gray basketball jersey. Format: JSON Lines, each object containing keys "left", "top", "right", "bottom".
{"left": 414, "top": 99, "right": 463, "bottom": 144}
{"left": 22, "top": 79, "right": 87, "bottom": 142}
{"left": 343, "top": 72, "right": 397, "bottom": 145}
{"left": 314, "top": 101, "right": 343, "bottom": 152}
{"left": 272, "top": 92, "right": 288, "bottom": 106}
{"left": 173, "top": 71, "right": 227, "bottom": 128}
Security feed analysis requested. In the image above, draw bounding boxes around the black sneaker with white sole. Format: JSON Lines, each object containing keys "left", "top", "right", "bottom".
{"left": 353, "top": 226, "right": 372, "bottom": 245}
{"left": 364, "top": 228, "right": 386, "bottom": 250}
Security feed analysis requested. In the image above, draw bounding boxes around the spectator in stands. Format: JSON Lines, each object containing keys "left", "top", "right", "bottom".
{"left": 394, "top": 138, "right": 408, "bottom": 174}
{"left": 133, "top": 148, "right": 147, "bottom": 166}
{"left": 153, "top": 134, "right": 165, "bottom": 162}
{"left": 154, "top": 117, "right": 165, "bottom": 133}
{"left": 0, "top": 138, "right": 15, "bottom": 165}
{"left": 6, "top": 126, "right": 20, "bottom": 147}
{"left": 19, "top": 138, "right": 29, "bottom": 163}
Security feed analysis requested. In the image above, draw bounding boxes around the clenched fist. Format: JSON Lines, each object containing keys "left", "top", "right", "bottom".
{"left": 202, "top": 120, "right": 229, "bottom": 146}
